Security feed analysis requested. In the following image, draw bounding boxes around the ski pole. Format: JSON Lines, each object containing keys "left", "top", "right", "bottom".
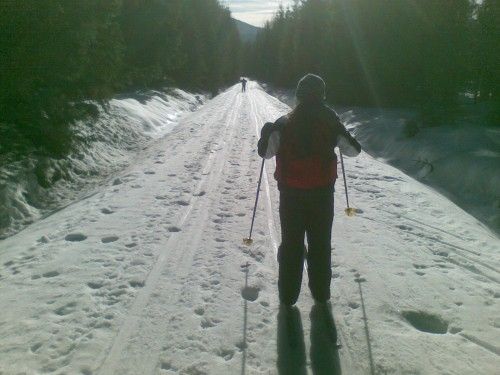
{"left": 340, "top": 151, "right": 356, "bottom": 217}
{"left": 243, "top": 158, "right": 265, "bottom": 245}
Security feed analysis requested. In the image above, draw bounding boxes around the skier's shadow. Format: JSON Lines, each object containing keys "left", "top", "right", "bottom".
{"left": 277, "top": 305, "right": 307, "bottom": 375}
{"left": 277, "top": 304, "right": 342, "bottom": 375}
{"left": 310, "top": 303, "right": 342, "bottom": 375}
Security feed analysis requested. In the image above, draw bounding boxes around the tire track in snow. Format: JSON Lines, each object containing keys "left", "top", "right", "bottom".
{"left": 247, "top": 85, "right": 280, "bottom": 259}
{"left": 153, "top": 95, "right": 272, "bottom": 373}
{"left": 97, "top": 92, "right": 242, "bottom": 375}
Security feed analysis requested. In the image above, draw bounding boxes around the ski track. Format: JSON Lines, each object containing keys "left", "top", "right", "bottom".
{"left": 0, "top": 83, "right": 499, "bottom": 375}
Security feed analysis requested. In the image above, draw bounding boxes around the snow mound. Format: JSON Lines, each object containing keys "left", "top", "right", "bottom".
{"left": 0, "top": 89, "right": 206, "bottom": 239}
{"left": 344, "top": 108, "right": 500, "bottom": 235}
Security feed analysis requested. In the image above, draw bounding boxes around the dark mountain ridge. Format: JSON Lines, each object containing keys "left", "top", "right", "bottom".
{"left": 233, "top": 18, "right": 260, "bottom": 43}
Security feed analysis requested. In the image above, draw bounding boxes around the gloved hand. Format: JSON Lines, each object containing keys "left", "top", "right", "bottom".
{"left": 260, "top": 122, "right": 274, "bottom": 141}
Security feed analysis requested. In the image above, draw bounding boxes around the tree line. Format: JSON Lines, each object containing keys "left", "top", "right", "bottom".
{"left": 1, "top": 0, "right": 498, "bottom": 156}
{"left": 0, "top": 0, "right": 241, "bottom": 154}
{"left": 247, "top": 0, "right": 499, "bottom": 123}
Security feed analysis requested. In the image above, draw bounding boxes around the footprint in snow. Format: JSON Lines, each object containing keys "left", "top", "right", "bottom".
{"left": 201, "top": 317, "right": 221, "bottom": 329}
{"left": 175, "top": 200, "right": 190, "bottom": 206}
{"left": 413, "top": 264, "right": 428, "bottom": 270}
{"left": 216, "top": 212, "right": 233, "bottom": 218}
{"left": 382, "top": 175, "right": 401, "bottom": 182}
{"left": 37, "top": 236, "right": 50, "bottom": 244}
{"left": 168, "top": 226, "right": 181, "bottom": 232}
{"left": 193, "top": 190, "right": 206, "bottom": 197}
{"left": 160, "top": 362, "right": 177, "bottom": 371}
{"left": 402, "top": 310, "right": 448, "bottom": 334}
{"left": 30, "top": 343, "right": 42, "bottom": 353}
{"left": 396, "top": 224, "right": 413, "bottom": 231}
{"left": 144, "top": 171, "right": 155, "bottom": 175}
{"left": 42, "top": 270, "right": 60, "bottom": 278}
{"left": 348, "top": 302, "right": 360, "bottom": 309}
{"left": 101, "top": 236, "right": 119, "bottom": 244}
{"left": 87, "top": 281, "right": 104, "bottom": 289}
{"left": 65, "top": 233, "right": 87, "bottom": 242}
{"left": 54, "top": 301, "right": 77, "bottom": 316}
{"left": 129, "top": 280, "right": 145, "bottom": 288}
{"left": 216, "top": 348, "right": 235, "bottom": 361}
{"left": 194, "top": 307, "right": 205, "bottom": 316}
{"left": 215, "top": 251, "right": 226, "bottom": 259}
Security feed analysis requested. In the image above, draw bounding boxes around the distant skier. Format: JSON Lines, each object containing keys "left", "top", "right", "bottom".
{"left": 240, "top": 78, "right": 247, "bottom": 92}
{"left": 258, "top": 74, "right": 361, "bottom": 306}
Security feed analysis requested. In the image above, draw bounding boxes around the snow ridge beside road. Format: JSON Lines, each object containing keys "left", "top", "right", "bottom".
{"left": 1, "top": 83, "right": 499, "bottom": 374}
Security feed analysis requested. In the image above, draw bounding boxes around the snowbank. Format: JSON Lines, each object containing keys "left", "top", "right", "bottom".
{"left": 0, "top": 89, "right": 206, "bottom": 239}
{"left": 341, "top": 108, "right": 500, "bottom": 235}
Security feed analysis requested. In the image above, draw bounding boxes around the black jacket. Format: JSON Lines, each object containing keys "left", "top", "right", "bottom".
{"left": 258, "top": 104, "right": 361, "bottom": 160}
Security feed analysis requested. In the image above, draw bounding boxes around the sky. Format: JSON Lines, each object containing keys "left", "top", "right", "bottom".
{"left": 224, "top": 0, "right": 295, "bottom": 27}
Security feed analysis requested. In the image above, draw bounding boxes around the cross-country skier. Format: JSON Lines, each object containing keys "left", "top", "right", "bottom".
{"left": 241, "top": 78, "right": 248, "bottom": 92}
{"left": 258, "top": 74, "right": 361, "bottom": 306}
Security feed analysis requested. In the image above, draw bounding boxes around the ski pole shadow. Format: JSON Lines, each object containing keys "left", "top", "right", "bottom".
{"left": 240, "top": 262, "right": 250, "bottom": 375}
{"left": 310, "top": 303, "right": 342, "bottom": 375}
{"left": 356, "top": 276, "right": 376, "bottom": 375}
{"left": 277, "top": 305, "right": 307, "bottom": 375}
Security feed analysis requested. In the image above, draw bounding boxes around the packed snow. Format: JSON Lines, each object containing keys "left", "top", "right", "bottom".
{"left": 0, "top": 82, "right": 499, "bottom": 374}
{"left": 344, "top": 109, "right": 500, "bottom": 235}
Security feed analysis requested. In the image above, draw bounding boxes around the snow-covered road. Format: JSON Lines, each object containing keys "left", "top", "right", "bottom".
{"left": 1, "top": 83, "right": 499, "bottom": 374}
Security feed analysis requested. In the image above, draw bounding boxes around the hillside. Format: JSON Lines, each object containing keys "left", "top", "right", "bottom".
{"left": 233, "top": 18, "right": 260, "bottom": 43}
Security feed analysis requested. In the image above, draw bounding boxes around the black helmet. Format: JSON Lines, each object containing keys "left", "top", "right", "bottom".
{"left": 295, "top": 74, "right": 326, "bottom": 103}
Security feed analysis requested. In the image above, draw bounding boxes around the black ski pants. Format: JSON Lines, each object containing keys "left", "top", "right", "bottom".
{"left": 278, "top": 188, "right": 334, "bottom": 305}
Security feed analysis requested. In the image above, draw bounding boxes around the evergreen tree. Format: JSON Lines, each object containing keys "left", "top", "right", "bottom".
{"left": 0, "top": 0, "right": 243, "bottom": 154}
{"left": 476, "top": 0, "right": 499, "bottom": 104}
{"left": 249, "top": 0, "right": 478, "bottom": 111}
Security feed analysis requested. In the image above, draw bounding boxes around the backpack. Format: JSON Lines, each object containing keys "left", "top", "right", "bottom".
{"left": 275, "top": 108, "right": 337, "bottom": 189}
